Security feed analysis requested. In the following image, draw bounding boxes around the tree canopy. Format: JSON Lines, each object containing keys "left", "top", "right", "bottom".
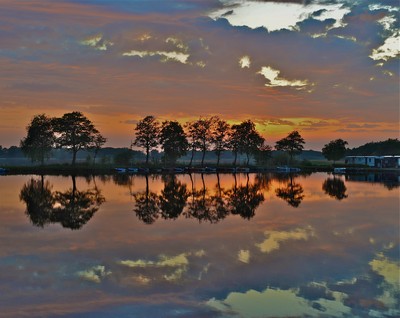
{"left": 159, "top": 120, "right": 188, "bottom": 166}
{"left": 20, "top": 114, "right": 55, "bottom": 165}
{"left": 322, "top": 139, "right": 348, "bottom": 162}
{"left": 133, "top": 115, "right": 160, "bottom": 165}
{"left": 52, "top": 111, "right": 106, "bottom": 165}
{"left": 275, "top": 130, "right": 305, "bottom": 162}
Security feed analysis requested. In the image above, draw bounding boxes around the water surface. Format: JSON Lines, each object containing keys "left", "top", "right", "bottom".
{"left": 0, "top": 172, "right": 399, "bottom": 317}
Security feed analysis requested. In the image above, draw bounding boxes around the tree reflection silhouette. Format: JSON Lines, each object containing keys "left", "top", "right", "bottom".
{"left": 225, "top": 174, "right": 265, "bottom": 219}
{"left": 185, "top": 174, "right": 223, "bottom": 223}
{"left": 159, "top": 175, "right": 189, "bottom": 220}
{"left": 19, "top": 176, "right": 55, "bottom": 227}
{"left": 275, "top": 174, "right": 304, "bottom": 208}
{"left": 52, "top": 175, "right": 105, "bottom": 230}
{"left": 132, "top": 173, "right": 266, "bottom": 224}
{"left": 322, "top": 177, "right": 348, "bottom": 200}
{"left": 20, "top": 175, "right": 105, "bottom": 230}
{"left": 132, "top": 174, "right": 160, "bottom": 224}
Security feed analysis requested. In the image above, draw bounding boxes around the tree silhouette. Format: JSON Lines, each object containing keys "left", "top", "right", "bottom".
{"left": 275, "top": 131, "right": 305, "bottom": 163}
{"left": 20, "top": 114, "right": 55, "bottom": 165}
{"left": 52, "top": 175, "right": 105, "bottom": 229}
{"left": 211, "top": 118, "right": 230, "bottom": 166}
{"left": 322, "top": 177, "right": 348, "bottom": 200}
{"left": 159, "top": 120, "right": 188, "bottom": 166}
{"left": 159, "top": 175, "right": 189, "bottom": 220}
{"left": 229, "top": 120, "right": 264, "bottom": 166}
{"left": 19, "top": 176, "right": 55, "bottom": 227}
{"left": 133, "top": 174, "right": 160, "bottom": 224}
{"left": 185, "top": 117, "right": 216, "bottom": 167}
{"left": 275, "top": 174, "right": 305, "bottom": 208}
{"left": 322, "top": 139, "right": 348, "bottom": 163}
{"left": 133, "top": 115, "right": 160, "bottom": 165}
{"left": 52, "top": 111, "right": 106, "bottom": 166}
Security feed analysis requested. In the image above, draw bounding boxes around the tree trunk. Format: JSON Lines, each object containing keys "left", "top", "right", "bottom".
{"left": 189, "top": 148, "right": 195, "bottom": 167}
{"left": 216, "top": 152, "right": 221, "bottom": 166}
{"left": 201, "top": 149, "right": 206, "bottom": 167}
{"left": 246, "top": 153, "right": 250, "bottom": 166}
{"left": 72, "top": 150, "right": 77, "bottom": 166}
{"left": 233, "top": 151, "right": 238, "bottom": 166}
{"left": 146, "top": 149, "right": 149, "bottom": 165}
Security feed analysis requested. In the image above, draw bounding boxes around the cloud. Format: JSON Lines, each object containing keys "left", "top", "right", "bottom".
{"left": 209, "top": 1, "right": 350, "bottom": 33}
{"left": 207, "top": 287, "right": 352, "bottom": 317}
{"left": 256, "top": 226, "right": 315, "bottom": 254}
{"left": 238, "top": 249, "right": 250, "bottom": 264}
{"left": 258, "top": 66, "right": 311, "bottom": 89}
{"left": 122, "top": 50, "right": 190, "bottom": 64}
{"left": 239, "top": 55, "right": 251, "bottom": 68}
{"left": 76, "top": 265, "right": 111, "bottom": 283}
{"left": 81, "top": 34, "right": 113, "bottom": 51}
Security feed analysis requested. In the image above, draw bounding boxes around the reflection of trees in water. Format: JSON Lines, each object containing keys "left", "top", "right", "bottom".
{"left": 20, "top": 175, "right": 105, "bottom": 230}
{"left": 133, "top": 173, "right": 266, "bottom": 224}
{"left": 160, "top": 175, "right": 189, "bottom": 220}
{"left": 19, "top": 176, "right": 55, "bottom": 227}
{"left": 322, "top": 177, "right": 348, "bottom": 200}
{"left": 275, "top": 174, "right": 305, "bottom": 208}
{"left": 133, "top": 175, "right": 160, "bottom": 224}
{"left": 225, "top": 174, "right": 265, "bottom": 220}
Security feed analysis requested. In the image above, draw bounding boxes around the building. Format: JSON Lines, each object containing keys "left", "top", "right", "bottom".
{"left": 345, "top": 155, "right": 400, "bottom": 168}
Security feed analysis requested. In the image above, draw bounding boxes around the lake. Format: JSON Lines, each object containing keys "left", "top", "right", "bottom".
{"left": 0, "top": 172, "right": 399, "bottom": 318}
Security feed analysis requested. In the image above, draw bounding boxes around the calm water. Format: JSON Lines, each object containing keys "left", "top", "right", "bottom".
{"left": 0, "top": 172, "right": 399, "bottom": 318}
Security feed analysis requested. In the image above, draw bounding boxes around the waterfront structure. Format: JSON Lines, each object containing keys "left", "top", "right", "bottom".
{"left": 345, "top": 155, "right": 400, "bottom": 168}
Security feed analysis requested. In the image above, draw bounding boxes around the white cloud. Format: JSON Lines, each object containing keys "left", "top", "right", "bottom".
{"left": 239, "top": 55, "right": 251, "bottom": 68}
{"left": 81, "top": 34, "right": 113, "bottom": 51}
{"left": 370, "top": 34, "right": 400, "bottom": 61}
{"left": 209, "top": 1, "right": 350, "bottom": 33}
{"left": 122, "top": 50, "right": 190, "bottom": 64}
{"left": 256, "top": 226, "right": 315, "bottom": 254}
{"left": 76, "top": 265, "right": 111, "bottom": 283}
{"left": 258, "top": 66, "right": 310, "bottom": 89}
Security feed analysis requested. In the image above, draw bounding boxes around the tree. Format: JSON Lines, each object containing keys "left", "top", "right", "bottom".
{"left": 275, "top": 131, "right": 305, "bottom": 163}
{"left": 92, "top": 133, "right": 107, "bottom": 165}
{"left": 20, "top": 114, "right": 55, "bottom": 165}
{"left": 229, "top": 120, "right": 264, "bottom": 166}
{"left": 322, "top": 139, "right": 348, "bottom": 163}
{"left": 52, "top": 111, "right": 106, "bottom": 166}
{"left": 254, "top": 143, "right": 273, "bottom": 166}
{"left": 133, "top": 115, "right": 160, "bottom": 165}
{"left": 159, "top": 120, "right": 188, "bottom": 166}
{"left": 211, "top": 118, "right": 230, "bottom": 166}
{"left": 185, "top": 117, "right": 215, "bottom": 167}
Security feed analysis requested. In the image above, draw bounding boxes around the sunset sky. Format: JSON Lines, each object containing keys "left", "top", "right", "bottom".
{"left": 0, "top": 0, "right": 398, "bottom": 150}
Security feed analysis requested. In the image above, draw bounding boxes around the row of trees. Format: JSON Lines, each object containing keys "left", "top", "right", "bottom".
{"left": 19, "top": 111, "right": 351, "bottom": 167}
{"left": 133, "top": 115, "right": 308, "bottom": 166}
{"left": 20, "top": 112, "right": 106, "bottom": 165}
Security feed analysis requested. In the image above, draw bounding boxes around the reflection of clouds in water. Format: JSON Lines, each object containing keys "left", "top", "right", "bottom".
{"left": 118, "top": 250, "right": 206, "bottom": 283}
{"left": 369, "top": 253, "right": 400, "bottom": 314}
{"left": 256, "top": 226, "right": 315, "bottom": 254}
{"left": 238, "top": 249, "right": 250, "bottom": 264}
{"left": 207, "top": 287, "right": 351, "bottom": 317}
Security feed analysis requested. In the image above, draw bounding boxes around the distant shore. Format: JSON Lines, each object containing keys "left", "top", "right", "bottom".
{"left": 1, "top": 163, "right": 399, "bottom": 176}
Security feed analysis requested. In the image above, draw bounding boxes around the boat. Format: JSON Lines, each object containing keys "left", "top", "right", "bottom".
{"left": 276, "top": 166, "right": 301, "bottom": 173}
{"left": 127, "top": 167, "right": 139, "bottom": 173}
{"left": 333, "top": 167, "right": 346, "bottom": 174}
{"left": 114, "top": 168, "right": 127, "bottom": 173}
{"left": 0, "top": 168, "right": 7, "bottom": 174}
